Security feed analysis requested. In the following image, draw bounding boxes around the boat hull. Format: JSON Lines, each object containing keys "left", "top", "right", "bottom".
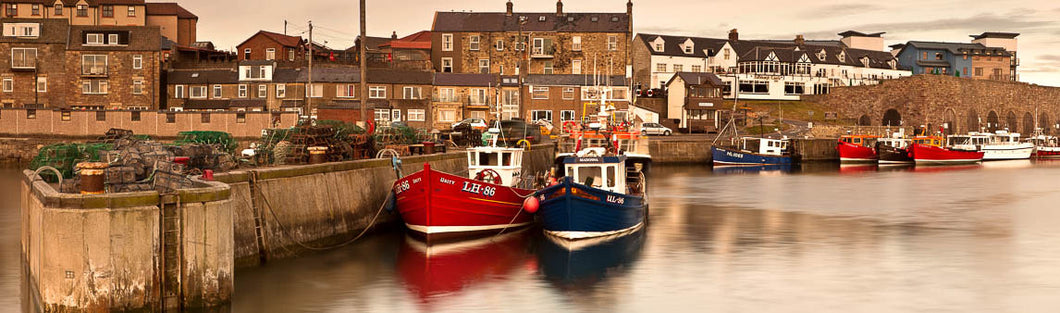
{"left": 876, "top": 143, "right": 913, "bottom": 164}
{"left": 392, "top": 164, "right": 535, "bottom": 241}
{"left": 911, "top": 144, "right": 984, "bottom": 165}
{"left": 837, "top": 141, "right": 878, "bottom": 163}
{"left": 711, "top": 146, "right": 793, "bottom": 165}
{"left": 536, "top": 178, "right": 645, "bottom": 240}
{"left": 981, "top": 145, "right": 1034, "bottom": 161}
{"left": 1035, "top": 147, "right": 1060, "bottom": 159}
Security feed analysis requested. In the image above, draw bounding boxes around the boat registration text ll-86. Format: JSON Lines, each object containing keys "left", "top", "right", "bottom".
{"left": 461, "top": 182, "right": 496, "bottom": 197}
{"left": 606, "top": 195, "right": 625, "bottom": 204}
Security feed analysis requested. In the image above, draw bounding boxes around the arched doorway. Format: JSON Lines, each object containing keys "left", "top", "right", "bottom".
{"left": 858, "top": 115, "right": 872, "bottom": 126}
{"left": 943, "top": 109, "right": 958, "bottom": 135}
{"left": 882, "top": 109, "right": 902, "bottom": 127}
{"left": 1023, "top": 112, "right": 1035, "bottom": 135}
{"left": 1040, "top": 112, "right": 1052, "bottom": 135}
{"left": 966, "top": 109, "right": 980, "bottom": 133}
{"left": 1005, "top": 111, "right": 1018, "bottom": 132}
{"left": 987, "top": 111, "right": 1000, "bottom": 132}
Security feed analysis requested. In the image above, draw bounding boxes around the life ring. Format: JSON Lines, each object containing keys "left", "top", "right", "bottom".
{"left": 516, "top": 139, "right": 532, "bottom": 150}
{"left": 562, "top": 120, "right": 580, "bottom": 134}
{"left": 474, "top": 169, "right": 503, "bottom": 185}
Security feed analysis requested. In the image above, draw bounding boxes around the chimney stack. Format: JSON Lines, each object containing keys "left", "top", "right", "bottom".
{"left": 795, "top": 35, "right": 805, "bottom": 46}
{"left": 556, "top": 0, "right": 563, "bottom": 16}
{"left": 391, "top": 31, "right": 398, "bottom": 40}
{"left": 728, "top": 29, "right": 739, "bottom": 42}
{"left": 506, "top": 1, "right": 513, "bottom": 16}
{"left": 627, "top": 0, "right": 633, "bottom": 16}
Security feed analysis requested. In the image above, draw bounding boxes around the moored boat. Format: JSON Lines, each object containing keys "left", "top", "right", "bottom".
{"left": 911, "top": 143, "right": 984, "bottom": 165}
{"left": 837, "top": 135, "right": 879, "bottom": 163}
{"left": 876, "top": 137, "right": 912, "bottom": 164}
{"left": 712, "top": 137, "right": 792, "bottom": 166}
{"left": 536, "top": 149, "right": 647, "bottom": 240}
{"left": 1026, "top": 135, "right": 1060, "bottom": 159}
{"left": 392, "top": 146, "right": 535, "bottom": 241}
{"left": 946, "top": 131, "right": 1033, "bottom": 161}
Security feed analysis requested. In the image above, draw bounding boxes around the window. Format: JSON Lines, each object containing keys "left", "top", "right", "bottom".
{"left": 276, "top": 84, "right": 286, "bottom": 98}
{"left": 543, "top": 61, "right": 553, "bottom": 74}
{"left": 86, "top": 33, "right": 103, "bottom": 45}
{"left": 82, "top": 79, "right": 108, "bottom": 94}
{"left": 238, "top": 84, "right": 247, "bottom": 98}
{"left": 4, "top": 4, "right": 15, "bottom": 17}
{"left": 107, "top": 34, "right": 118, "bottom": 45}
{"left": 572, "top": 59, "right": 582, "bottom": 75}
{"left": 560, "top": 110, "right": 576, "bottom": 121}
{"left": 403, "top": 86, "right": 421, "bottom": 99}
{"left": 337, "top": 84, "right": 355, "bottom": 98}
{"left": 61, "top": 110, "right": 71, "bottom": 121}
{"left": 31, "top": 4, "right": 39, "bottom": 16}
{"left": 496, "top": 39, "right": 504, "bottom": 51}
{"left": 532, "top": 38, "right": 550, "bottom": 56}
{"left": 26, "top": 109, "right": 35, "bottom": 119}
{"left": 532, "top": 86, "right": 549, "bottom": 99}
{"left": 738, "top": 80, "right": 769, "bottom": 94}
{"left": 127, "top": 6, "right": 135, "bottom": 17}
{"left": 784, "top": 82, "right": 804, "bottom": 95}
{"left": 607, "top": 36, "right": 618, "bottom": 51}
{"left": 469, "top": 89, "right": 487, "bottom": 105}
{"left": 258, "top": 85, "right": 267, "bottom": 98}
{"left": 562, "top": 87, "right": 575, "bottom": 100}
{"left": 189, "top": 86, "right": 205, "bottom": 98}
{"left": 673, "top": 64, "right": 684, "bottom": 72}
{"left": 656, "top": 63, "right": 667, "bottom": 72}
{"left": 265, "top": 48, "right": 275, "bottom": 60}
{"left": 572, "top": 36, "right": 582, "bottom": 51}
{"left": 437, "top": 88, "right": 456, "bottom": 102}
{"left": 132, "top": 55, "right": 142, "bottom": 69}
{"left": 469, "top": 35, "right": 480, "bottom": 51}
{"left": 81, "top": 55, "right": 107, "bottom": 75}
{"left": 175, "top": 85, "right": 185, "bottom": 98}
{"left": 375, "top": 109, "right": 391, "bottom": 122}
{"left": 96, "top": 111, "right": 106, "bottom": 121}
{"left": 724, "top": 49, "right": 731, "bottom": 60}
{"left": 54, "top": 4, "right": 62, "bottom": 16}
{"left": 441, "top": 34, "right": 453, "bottom": 51}
{"left": 212, "top": 85, "right": 222, "bottom": 98}
{"left": 391, "top": 109, "right": 401, "bottom": 122}
{"left": 1, "top": 77, "right": 10, "bottom": 92}
{"left": 441, "top": 57, "right": 453, "bottom": 72}
{"left": 243, "top": 48, "right": 251, "bottom": 60}
{"left": 165, "top": 113, "right": 175, "bottom": 123}
{"left": 201, "top": 113, "right": 210, "bottom": 123}
{"left": 975, "top": 67, "right": 983, "bottom": 77}
{"left": 408, "top": 109, "right": 425, "bottom": 121}
{"left": 935, "top": 53, "right": 943, "bottom": 60}
{"left": 531, "top": 110, "right": 552, "bottom": 123}
{"left": 36, "top": 77, "right": 45, "bottom": 92}
{"left": 479, "top": 59, "right": 490, "bottom": 73}
{"left": 692, "top": 65, "right": 702, "bottom": 72}
{"left": 11, "top": 48, "right": 36, "bottom": 69}
{"left": 288, "top": 50, "right": 295, "bottom": 61}
{"left": 921, "top": 51, "right": 927, "bottom": 60}
{"left": 76, "top": 5, "right": 87, "bottom": 17}
{"left": 308, "top": 84, "right": 323, "bottom": 98}
{"left": 102, "top": 5, "right": 113, "bottom": 17}
{"left": 438, "top": 109, "right": 456, "bottom": 122}
{"left": 369, "top": 86, "right": 386, "bottom": 99}
{"left": 132, "top": 79, "right": 143, "bottom": 94}
{"left": 684, "top": 45, "right": 693, "bottom": 54}
{"left": 236, "top": 113, "right": 246, "bottom": 123}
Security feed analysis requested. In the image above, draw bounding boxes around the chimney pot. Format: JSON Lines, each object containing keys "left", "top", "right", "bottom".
{"left": 795, "top": 35, "right": 805, "bottom": 46}
{"left": 506, "top": 1, "right": 513, "bottom": 16}
{"left": 391, "top": 31, "right": 398, "bottom": 40}
{"left": 557, "top": 0, "right": 563, "bottom": 16}
{"left": 728, "top": 29, "right": 739, "bottom": 42}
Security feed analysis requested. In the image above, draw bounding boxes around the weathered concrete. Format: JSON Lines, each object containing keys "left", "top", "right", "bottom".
{"left": 650, "top": 140, "right": 713, "bottom": 164}
{"left": 791, "top": 139, "right": 839, "bottom": 162}
{"left": 21, "top": 171, "right": 233, "bottom": 312}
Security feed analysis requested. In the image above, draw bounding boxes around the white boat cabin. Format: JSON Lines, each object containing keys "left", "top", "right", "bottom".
{"left": 564, "top": 155, "right": 628, "bottom": 194}
{"left": 878, "top": 137, "right": 911, "bottom": 149}
{"left": 738, "top": 137, "right": 789, "bottom": 156}
{"left": 467, "top": 146, "right": 524, "bottom": 186}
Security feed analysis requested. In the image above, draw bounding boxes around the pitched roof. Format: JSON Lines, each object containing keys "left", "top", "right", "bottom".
{"left": 838, "top": 30, "right": 885, "bottom": 38}
{"left": 433, "top": 73, "right": 499, "bottom": 86}
{"left": 636, "top": 33, "right": 729, "bottom": 58}
{"left": 669, "top": 72, "right": 725, "bottom": 86}
{"left": 238, "top": 30, "right": 303, "bottom": 49}
{"left": 904, "top": 41, "right": 1011, "bottom": 56}
{"left": 347, "top": 36, "right": 391, "bottom": 51}
{"left": 167, "top": 69, "right": 239, "bottom": 84}
{"left": 381, "top": 31, "right": 431, "bottom": 49}
{"left": 970, "top": 32, "right": 1019, "bottom": 40}
{"left": 525, "top": 74, "right": 628, "bottom": 86}
{"left": 432, "top": 12, "right": 629, "bottom": 33}
{"left": 145, "top": 3, "right": 198, "bottom": 19}
{"left": 68, "top": 25, "right": 161, "bottom": 51}
{"left": 0, "top": 18, "right": 68, "bottom": 44}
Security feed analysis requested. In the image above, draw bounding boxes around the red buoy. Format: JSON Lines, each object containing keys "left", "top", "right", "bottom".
{"left": 523, "top": 196, "right": 540, "bottom": 214}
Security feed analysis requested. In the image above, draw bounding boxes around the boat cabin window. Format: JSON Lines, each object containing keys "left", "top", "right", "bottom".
{"left": 502, "top": 153, "right": 512, "bottom": 167}
{"left": 473, "top": 152, "right": 514, "bottom": 167}
{"left": 573, "top": 165, "right": 617, "bottom": 188}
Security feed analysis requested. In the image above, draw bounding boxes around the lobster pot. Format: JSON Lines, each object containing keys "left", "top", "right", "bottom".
{"left": 308, "top": 146, "right": 328, "bottom": 164}
{"left": 77, "top": 162, "right": 108, "bottom": 195}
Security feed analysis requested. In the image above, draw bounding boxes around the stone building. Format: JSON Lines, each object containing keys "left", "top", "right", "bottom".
{"left": 523, "top": 74, "right": 629, "bottom": 125}
{"left": 0, "top": 18, "right": 68, "bottom": 108}
{"left": 431, "top": 72, "right": 498, "bottom": 129}
{"left": 165, "top": 67, "right": 237, "bottom": 111}
{"left": 64, "top": 24, "right": 161, "bottom": 109}
{"left": 664, "top": 72, "right": 725, "bottom": 132}
{"left": 1, "top": 0, "right": 147, "bottom": 26}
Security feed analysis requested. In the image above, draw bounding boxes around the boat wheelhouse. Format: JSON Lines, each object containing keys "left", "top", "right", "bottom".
{"left": 876, "top": 137, "right": 913, "bottom": 164}
{"left": 837, "top": 135, "right": 879, "bottom": 163}
{"left": 947, "top": 131, "right": 1033, "bottom": 161}
{"left": 712, "top": 137, "right": 792, "bottom": 165}
{"left": 467, "top": 146, "right": 524, "bottom": 186}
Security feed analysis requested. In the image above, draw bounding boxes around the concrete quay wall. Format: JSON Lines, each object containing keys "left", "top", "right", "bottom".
{"left": 649, "top": 138, "right": 839, "bottom": 164}
{"left": 21, "top": 171, "right": 233, "bottom": 312}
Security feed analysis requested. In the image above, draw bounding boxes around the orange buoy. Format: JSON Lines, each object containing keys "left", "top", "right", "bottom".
{"left": 523, "top": 196, "right": 540, "bottom": 214}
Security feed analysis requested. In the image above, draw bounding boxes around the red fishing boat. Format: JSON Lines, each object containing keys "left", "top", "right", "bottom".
{"left": 392, "top": 146, "right": 536, "bottom": 240}
{"left": 837, "top": 135, "right": 879, "bottom": 163}
{"left": 911, "top": 143, "right": 984, "bottom": 165}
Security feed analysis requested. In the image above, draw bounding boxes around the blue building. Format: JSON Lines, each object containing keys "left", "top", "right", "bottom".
{"left": 892, "top": 41, "right": 1012, "bottom": 79}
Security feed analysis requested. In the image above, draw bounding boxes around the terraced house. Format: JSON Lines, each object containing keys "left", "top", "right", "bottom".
{"left": 892, "top": 32, "right": 1018, "bottom": 81}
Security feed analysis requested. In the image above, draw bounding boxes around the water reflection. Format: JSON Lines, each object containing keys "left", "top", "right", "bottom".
{"left": 396, "top": 230, "right": 532, "bottom": 306}
{"left": 537, "top": 228, "right": 645, "bottom": 290}
{"left": 711, "top": 164, "right": 793, "bottom": 175}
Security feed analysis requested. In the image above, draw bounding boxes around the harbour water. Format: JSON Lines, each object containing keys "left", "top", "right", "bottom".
{"left": 5, "top": 162, "right": 1060, "bottom": 312}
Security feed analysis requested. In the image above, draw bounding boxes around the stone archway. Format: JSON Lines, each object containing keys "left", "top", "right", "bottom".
{"left": 943, "top": 109, "right": 958, "bottom": 135}
{"left": 858, "top": 115, "right": 872, "bottom": 126}
{"left": 1040, "top": 112, "right": 1052, "bottom": 135}
{"left": 882, "top": 109, "right": 902, "bottom": 127}
{"left": 966, "top": 109, "right": 980, "bottom": 133}
{"left": 1023, "top": 112, "right": 1035, "bottom": 135}
{"left": 1005, "top": 111, "right": 1018, "bottom": 132}
{"left": 987, "top": 111, "right": 1000, "bottom": 132}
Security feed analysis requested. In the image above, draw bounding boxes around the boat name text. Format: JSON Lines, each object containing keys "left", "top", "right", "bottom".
{"left": 606, "top": 195, "right": 625, "bottom": 204}
{"left": 461, "top": 181, "right": 496, "bottom": 197}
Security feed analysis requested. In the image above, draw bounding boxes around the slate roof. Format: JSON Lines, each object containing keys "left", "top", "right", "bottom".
{"left": 669, "top": 72, "right": 725, "bottom": 86}
{"left": 433, "top": 73, "right": 498, "bottom": 87}
{"left": 145, "top": 3, "right": 198, "bottom": 19}
{"left": 238, "top": 30, "right": 303, "bottom": 49}
{"left": 524, "top": 74, "right": 628, "bottom": 86}
{"left": 167, "top": 69, "right": 238, "bottom": 84}
{"left": 636, "top": 34, "right": 729, "bottom": 58}
{"left": 432, "top": 12, "right": 629, "bottom": 33}
{"left": 970, "top": 32, "right": 1019, "bottom": 40}
{"left": 288, "top": 67, "right": 434, "bottom": 84}
{"left": 733, "top": 40, "right": 900, "bottom": 70}
{"left": 0, "top": 18, "right": 68, "bottom": 44}
{"left": 68, "top": 25, "right": 161, "bottom": 51}
{"left": 904, "top": 41, "right": 1011, "bottom": 57}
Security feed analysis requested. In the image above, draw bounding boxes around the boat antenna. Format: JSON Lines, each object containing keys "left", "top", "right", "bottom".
{"left": 490, "top": 82, "right": 501, "bottom": 148}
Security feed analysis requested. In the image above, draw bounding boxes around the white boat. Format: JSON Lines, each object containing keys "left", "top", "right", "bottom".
{"left": 1025, "top": 134, "right": 1060, "bottom": 159}
{"left": 946, "top": 131, "right": 1033, "bottom": 161}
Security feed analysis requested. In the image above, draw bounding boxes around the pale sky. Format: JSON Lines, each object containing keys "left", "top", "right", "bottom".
{"left": 181, "top": 0, "right": 1060, "bottom": 86}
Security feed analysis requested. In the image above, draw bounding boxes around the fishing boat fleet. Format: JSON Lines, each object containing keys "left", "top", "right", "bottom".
{"left": 390, "top": 92, "right": 651, "bottom": 246}
{"left": 836, "top": 129, "right": 1056, "bottom": 166}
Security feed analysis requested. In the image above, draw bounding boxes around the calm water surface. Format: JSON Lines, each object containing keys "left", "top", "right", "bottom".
{"left": 6, "top": 162, "right": 1060, "bottom": 312}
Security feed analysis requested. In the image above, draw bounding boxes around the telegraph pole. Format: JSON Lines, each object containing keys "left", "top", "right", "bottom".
{"left": 359, "top": 0, "right": 368, "bottom": 127}
{"left": 308, "top": 21, "right": 314, "bottom": 118}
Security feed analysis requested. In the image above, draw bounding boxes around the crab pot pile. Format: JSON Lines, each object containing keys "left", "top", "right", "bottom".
{"left": 258, "top": 124, "right": 374, "bottom": 165}
{"left": 29, "top": 143, "right": 113, "bottom": 182}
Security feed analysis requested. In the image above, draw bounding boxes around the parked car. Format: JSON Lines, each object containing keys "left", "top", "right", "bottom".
{"left": 640, "top": 123, "right": 673, "bottom": 136}
{"left": 494, "top": 119, "right": 543, "bottom": 144}
{"left": 451, "top": 118, "right": 488, "bottom": 131}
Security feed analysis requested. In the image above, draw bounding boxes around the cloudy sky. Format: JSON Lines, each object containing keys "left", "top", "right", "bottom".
{"left": 180, "top": 0, "right": 1060, "bottom": 86}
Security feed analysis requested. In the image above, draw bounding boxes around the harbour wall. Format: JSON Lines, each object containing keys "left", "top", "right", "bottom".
{"left": 649, "top": 138, "right": 839, "bottom": 164}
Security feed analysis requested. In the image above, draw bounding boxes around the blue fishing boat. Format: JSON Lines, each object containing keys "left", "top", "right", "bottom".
{"left": 712, "top": 137, "right": 793, "bottom": 166}
{"left": 536, "top": 149, "right": 647, "bottom": 240}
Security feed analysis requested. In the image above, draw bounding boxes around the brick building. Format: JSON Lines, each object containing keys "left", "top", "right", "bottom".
{"left": 431, "top": 72, "right": 498, "bottom": 129}
{"left": 0, "top": 0, "right": 147, "bottom": 26}
{"left": 523, "top": 74, "right": 628, "bottom": 125}
{"left": 144, "top": 2, "right": 196, "bottom": 46}
{"left": 65, "top": 24, "right": 161, "bottom": 109}
{"left": 165, "top": 67, "right": 238, "bottom": 111}
{"left": 0, "top": 18, "right": 68, "bottom": 108}
{"left": 307, "top": 67, "right": 434, "bottom": 128}
{"left": 236, "top": 30, "right": 306, "bottom": 62}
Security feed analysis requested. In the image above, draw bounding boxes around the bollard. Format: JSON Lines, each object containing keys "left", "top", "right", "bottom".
{"left": 76, "top": 162, "right": 108, "bottom": 195}
{"left": 423, "top": 141, "right": 436, "bottom": 154}
{"left": 308, "top": 146, "right": 328, "bottom": 164}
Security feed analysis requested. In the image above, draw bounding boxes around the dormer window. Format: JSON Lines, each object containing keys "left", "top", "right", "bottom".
{"left": 611, "top": 16, "right": 619, "bottom": 22}
{"left": 567, "top": 16, "right": 574, "bottom": 22}
{"left": 86, "top": 33, "right": 103, "bottom": 45}
{"left": 684, "top": 45, "right": 693, "bottom": 54}
{"left": 837, "top": 51, "right": 846, "bottom": 62}
{"left": 888, "top": 60, "right": 896, "bottom": 69}
{"left": 538, "top": 16, "right": 546, "bottom": 22}
{"left": 4, "top": 23, "right": 40, "bottom": 38}
{"left": 591, "top": 16, "right": 598, "bottom": 22}
{"left": 817, "top": 49, "right": 826, "bottom": 61}
{"left": 654, "top": 43, "right": 662, "bottom": 51}
{"left": 54, "top": 4, "right": 62, "bottom": 16}
{"left": 861, "top": 57, "right": 870, "bottom": 67}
